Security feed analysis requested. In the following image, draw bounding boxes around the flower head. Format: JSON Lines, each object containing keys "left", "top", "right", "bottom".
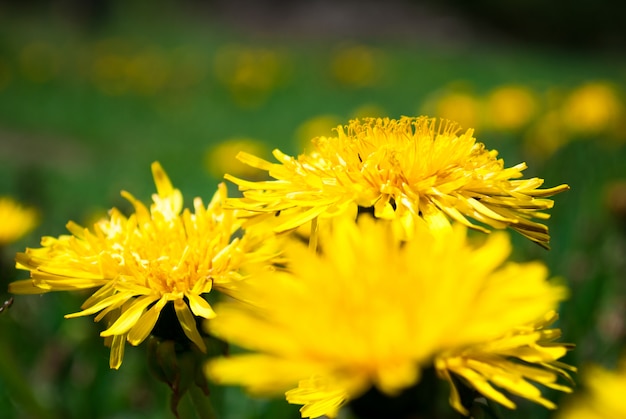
{"left": 561, "top": 81, "right": 623, "bottom": 134}
{"left": 486, "top": 85, "right": 538, "bottom": 131}
{"left": 206, "top": 216, "right": 572, "bottom": 418}
{"left": 10, "top": 162, "right": 276, "bottom": 369}
{"left": 0, "top": 197, "right": 38, "bottom": 245}
{"left": 225, "top": 116, "right": 568, "bottom": 248}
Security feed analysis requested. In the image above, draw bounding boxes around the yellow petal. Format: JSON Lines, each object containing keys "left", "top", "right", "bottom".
{"left": 127, "top": 297, "right": 167, "bottom": 345}
{"left": 174, "top": 299, "right": 206, "bottom": 352}
{"left": 274, "top": 205, "right": 330, "bottom": 232}
{"left": 120, "top": 191, "right": 150, "bottom": 224}
{"left": 207, "top": 354, "right": 312, "bottom": 395}
{"left": 109, "top": 334, "right": 126, "bottom": 370}
{"left": 527, "top": 184, "right": 570, "bottom": 197}
{"left": 186, "top": 293, "right": 216, "bottom": 319}
{"left": 452, "top": 366, "right": 517, "bottom": 409}
{"left": 65, "top": 292, "right": 135, "bottom": 319}
{"left": 420, "top": 204, "right": 453, "bottom": 232}
{"left": 373, "top": 197, "right": 396, "bottom": 219}
{"left": 100, "top": 295, "right": 157, "bottom": 337}
{"left": 29, "top": 274, "right": 105, "bottom": 289}
{"left": 235, "top": 151, "right": 276, "bottom": 171}
{"left": 8, "top": 279, "right": 52, "bottom": 294}
{"left": 436, "top": 366, "right": 469, "bottom": 416}
{"left": 80, "top": 282, "right": 116, "bottom": 310}
{"left": 466, "top": 197, "right": 516, "bottom": 223}
{"left": 376, "top": 362, "right": 420, "bottom": 395}
{"left": 151, "top": 161, "right": 174, "bottom": 197}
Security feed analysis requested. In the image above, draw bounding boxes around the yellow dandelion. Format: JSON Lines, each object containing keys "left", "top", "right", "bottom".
{"left": 206, "top": 216, "right": 573, "bottom": 418}
{"left": 125, "top": 47, "right": 170, "bottom": 96}
{"left": 225, "top": 116, "right": 569, "bottom": 248}
{"left": 561, "top": 82, "right": 624, "bottom": 134}
{"left": 486, "top": 85, "right": 538, "bottom": 131}
{"left": 0, "top": 197, "right": 38, "bottom": 245}
{"left": 9, "top": 162, "right": 277, "bottom": 369}
{"left": 214, "top": 44, "right": 291, "bottom": 107}
{"left": 558, "top": 358, "right": 626, "bottom": 419}
{"left": 330, "top": 44, "right": 383, "bottom": 88}
{"left": 92, "top": 52, "right": 130, "bottom": 96}
{"left": 432, "top": 91, "right": 482, "bottom": 130}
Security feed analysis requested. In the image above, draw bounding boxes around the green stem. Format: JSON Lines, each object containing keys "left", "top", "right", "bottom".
{"left": 188, "top": 385, "right": 218, "bottom": 419}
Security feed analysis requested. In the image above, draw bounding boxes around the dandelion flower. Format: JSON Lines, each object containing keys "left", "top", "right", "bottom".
{"left": 225, "top": 116, "right": 569, "bottom": 247}
{"left": 10, "top": 162, "right": 276, "bottom": 369}
{"left": 558, "top": 358, "right": 626, "bottom": 419}
{"left": 330, "top": 44, "right": 382, "bottom": 88}
{"left": 431, "top": 91, "right": 482, "bottom": 130}
{"left": 486, "top": 85, "right": 538, "bottom": 131}
{"left": 561, "top": 82, "right": 623, "bottom": 134}
{"left": 206, "top": 216, "right": 573, "bottom": 418}
{"left": 214, "top": 44, "right": 291, "bottom": 107}
{"left": 0, "top": 197, "right": 38, "bottom": 245}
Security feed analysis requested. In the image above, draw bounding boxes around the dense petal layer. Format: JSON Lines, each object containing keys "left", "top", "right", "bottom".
{"left": 206, "top": 216, "right": 572, "bottom": 417}
{"left": 10, "top": 163, "right": 279, "bottom": 368}
{"left": 225, "top": 116, "right": 568, "bottom": 247}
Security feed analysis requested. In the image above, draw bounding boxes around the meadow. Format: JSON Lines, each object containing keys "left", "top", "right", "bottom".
{"left": 1, "top": 4, "right": 626, "bottom": 418}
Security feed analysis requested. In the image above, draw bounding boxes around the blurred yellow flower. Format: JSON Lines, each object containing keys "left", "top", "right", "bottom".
{"left": 90, "top": 41, "right": 171, "bottom": 97}
{"left": 206, "top": 217, "right": 572, "bottom": 418}
{"left": 125, "top": 47, "right": 170, "bottom": 96}
{"left": 90, "top": 38, "right": 134, "bottom": 96}
{"left": 225, "top": 116, "right": 569, "bottom": 247}
{"left": 558, "top": 359, "right": 626, "bottom": 419}
{"left": 205, "top": 137, "right": 269, "bottom": 179}
{"left": 214, "top": 44, "right": 291, "bottom": 107}
{"left": 330, "top": 44, "right": 383, "bottom": 88}
{"left": 486, "top": 85, "right": 538, "bottom": 131}
{"left": 10, "top": 162, "right": 277, "bottom": 369}
{"left": 423, "top": 89, "right": 482, "bottom": 130}
{"left": 0, "top": 197, "right": 38, "bottom": 245}
{"left": 561, "top": 82, "right": 624, "bottom": 134}
{"left": 294, "top": 114, "right": 343, "bottom": 151}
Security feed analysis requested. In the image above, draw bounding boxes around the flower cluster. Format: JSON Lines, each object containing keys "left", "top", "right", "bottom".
{"left": 9, "top": 116, "right": 574, "bottom": 418}
{"left": 206, "top": 116, "right": 573, "bottom": 417}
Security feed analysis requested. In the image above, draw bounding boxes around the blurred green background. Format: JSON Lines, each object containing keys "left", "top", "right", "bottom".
{"left": 1, "top": 0, "right": 625, "bottom": 418}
